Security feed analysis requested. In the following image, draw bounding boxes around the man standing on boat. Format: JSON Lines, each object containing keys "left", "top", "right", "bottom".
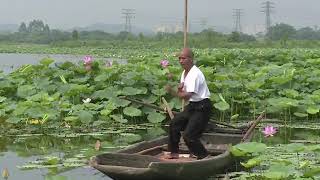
{"left": 165, "top": 48, "right": 212, "bottom": 160}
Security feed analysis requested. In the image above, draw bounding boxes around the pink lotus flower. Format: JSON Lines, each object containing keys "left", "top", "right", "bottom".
{"left": 160, "top": 60, "right": 169, "bottom": 68}
{"left": 262, "top": 125, "right": 277, "bottom": 137}
{"left": 83, "top": 56, "right": 93, "bottom": 65}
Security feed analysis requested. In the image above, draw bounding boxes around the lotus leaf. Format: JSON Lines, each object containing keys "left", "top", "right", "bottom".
{"left": 123, "top": 107, "right": 142, "bottom": 117}
{"left": 109, "top": 97, "right": 130, "bottom": 107}
{"left": 40, "top": 58, "right": 54, "bottom": 67}
{"left": 144, "top": 127, "right": 166, "bottom": 140}
{"left": 142, "top": 95, "right": 158, "bottom": 104}
{"left": 214, "top": 101, "right": 230, "bottom": 111}
{"left": 110, "top": 114, "right": 128, "bottom": 124}
{"left": 303, "top": 167, "right": 320, "bottom": 178}
{"left": 286, "top": 143, "right": 305, "bottom": 153}
{"left": 5, "top": 117, "right": 21, "bottom": 124}
{"left": 45, "top": 175, "right": 68, "bottom": 180}
{"left": 306, "top": 105, "right": 320, "bottom": 115}
{"left": 147, "top": 112, "right": 166, "bottom": 123}
{"left": 100, "top": 102, "right": 117, "bottom": 116}
{"left": 17, "top": 85, "right": 37, "bottom": 98}
{"left": 281, "top": 89, "right": 300, "bottom": 98}
{"left": 94, "top": 73, "right": 112, "bottom": 82}
{"left": 264, "top": 164, "right": 295, "bottom": 179}
{"left": 92, "top": 87, "right": 118, "bottom": 100}
{"left": 232, "top": 142, "right": 267, "bottom": 155}
{"left": 240, "top": 157, "right": 262, "bottom": 168}
{"left": 0, "top": 96, "right": 6, "bottom": 103}
{"left": 78, "top": 111, "right": 93, "bottom": 124}
{"left": 121, "top": 87, "right": 144, "bottom": 96}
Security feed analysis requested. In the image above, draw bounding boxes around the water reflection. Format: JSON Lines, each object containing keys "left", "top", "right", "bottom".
{"left": 0, "top": 152, "right": 110, "bottom": 180}
{"left": 253, "top": 125, "right": 320, "bottom": 145}
{"left": 0, "top": 53, "right": 126, "bottom": 74}
{"left": 0, "top": 135, "right": 116, "bottom": 180}
{"left": 0, "top": 127, "right": 166, "bottom": 180}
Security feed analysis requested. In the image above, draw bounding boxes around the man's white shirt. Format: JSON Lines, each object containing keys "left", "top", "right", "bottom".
{"left": 180, "top": 65, "right": 211, "bottom": 102}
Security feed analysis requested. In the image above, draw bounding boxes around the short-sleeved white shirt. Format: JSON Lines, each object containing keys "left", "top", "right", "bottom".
{"left": 180, "top": 65, "right": 211, "bottom": 102}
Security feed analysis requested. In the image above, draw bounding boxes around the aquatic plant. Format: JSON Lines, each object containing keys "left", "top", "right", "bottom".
{"left": 262, "top": 125, "right": 277, "bottom": 137}
{"left": 160, "top": 59, "right": 169, "bottom": 68}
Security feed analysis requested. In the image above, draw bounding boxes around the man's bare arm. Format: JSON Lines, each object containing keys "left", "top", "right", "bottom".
{"left": 166, "top": 84, "right": 193, "bottom": 101}
{"left": 177, "top": 91, "right": 193, "bottom": 101}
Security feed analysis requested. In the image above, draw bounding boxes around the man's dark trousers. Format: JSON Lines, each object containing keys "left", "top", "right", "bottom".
{"left": 168, "top": 98, "right": 212, "bottom": 159}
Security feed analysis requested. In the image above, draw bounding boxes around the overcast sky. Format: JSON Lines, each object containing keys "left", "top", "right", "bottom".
{"left": 1, "top": 0, "right": 319, "bottom": 32}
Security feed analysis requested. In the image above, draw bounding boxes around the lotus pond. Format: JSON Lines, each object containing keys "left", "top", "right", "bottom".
{"left": 0, "top": 126, "right": 167, "bottom": 180}
{"left": 1, "top": 47, "right": 320, "bottom": 179}
{"left": 1, "top": 124, "right": 320, "bottom": 180}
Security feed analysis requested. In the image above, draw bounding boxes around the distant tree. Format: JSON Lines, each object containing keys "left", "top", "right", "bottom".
{"left": 138, "top": 32, "right": 144, "bottom": 41}
{"left": 18, "top": 22, "right": 28, "bottom": 33}
{"left": 202, "top": 29, "right": 216, "bottom": 41}
{"left": 155, "top": 32, "right": 164, "bottom": 41}
{"left": 44, "top": 24, "right": 50, "bottom": 34}
{"left": 28, "top": 20, "right": 46, "bottom": 33}
{"left": 228, "top": 31, "right": 256, "bottom": 43}
{"left": 80, "top": 30, "right": 113, "bottom": 40}
{"left": 295, "top": 27, "right": 319, "bottom": 40}
{"left": 228, "top": 32, "right": 241, "bottom": 42}
{"left": 50, "top": 29, "right": 71, "bottom": 42}
{"left": 72, "top": 30, "right": 79, "bottom": 40}
{"left": 267, "top": 23, "right": 296, "bottom": 40}
{"left": 255, "top": 32, "right": 265, "bottom": 40}
{"left": 240, "top": 33, "right": 256, "bottom": 42}
{"left": 118, "top": 31, "right": 130, "bottom": 41}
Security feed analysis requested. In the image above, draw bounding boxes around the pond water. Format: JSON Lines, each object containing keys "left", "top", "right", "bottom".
{"left": 0, "top": 53, "right": 126, "bottom": 74}
{"left": 0, "top": 134, "right": 116, "bottom": 180}
{"left": 0, "top": 125, "right": 319, "bottom": 180}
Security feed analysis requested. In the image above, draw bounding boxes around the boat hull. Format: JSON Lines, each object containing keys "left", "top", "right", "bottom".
{"left": 91, "top": 132, "right": 247, "bottom": 180}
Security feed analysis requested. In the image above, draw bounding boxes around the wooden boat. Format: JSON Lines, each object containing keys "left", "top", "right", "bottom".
{"left": 89, "top": 97, "right": 265, "bottom": 180}
{"left": 89, "top": 117, "right": 261, "bottom": 180}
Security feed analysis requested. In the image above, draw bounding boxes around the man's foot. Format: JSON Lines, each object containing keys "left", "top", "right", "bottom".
{"left": 162, "top": 153, "right": 179, "bottom": 159}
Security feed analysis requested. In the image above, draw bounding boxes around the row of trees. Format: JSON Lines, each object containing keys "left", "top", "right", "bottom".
{"left": 18, "top": 20, "right": 50, "bottom": 34}
{"left": 267, "top": 23, "right": 320, "bottom": 40}
{"left": 0, "top": 20, "right": 257, "bottom": 46}
{"left": 1, "top": 20, "right": 320, "bottom": 48}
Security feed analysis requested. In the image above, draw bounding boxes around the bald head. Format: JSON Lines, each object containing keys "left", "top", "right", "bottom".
{"left": 178, "top": 48, "right": 194, "bottom": 71}
{"left": 181, "top": 48, "right": 194, "bottom": 60}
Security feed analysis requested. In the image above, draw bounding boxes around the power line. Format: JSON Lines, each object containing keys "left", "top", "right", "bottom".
{"left": 121, "top": 8, "right": 135, "bottom": 33}
{"left": 191, "top": 18, "right": 208, "bottom": 31}
{"left": 233, "top": 9, "right": 243, "bottom": 33}
{"left": 261, "top": 1, "right": 275, "bottom": 34}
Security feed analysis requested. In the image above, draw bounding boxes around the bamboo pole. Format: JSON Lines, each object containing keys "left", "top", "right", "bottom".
{"left": 121, "top": 96, "right": 242, "bottom": 130}
{"left": 241, "top": 111, "right": 266, "bottom": 142}
{"left": 184, "top": 0, "right": 188, "bottom": 48}
{"left": 161, "top": 97, "right": 174, "bottom": 119}
{"left": 181, "top": 0, "right": 188, "bottom": 111}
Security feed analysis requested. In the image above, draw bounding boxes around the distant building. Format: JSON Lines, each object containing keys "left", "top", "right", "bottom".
{"left": 243, "top": 24, "right": 265, "bottom": 35}
{"left": 153, "top": 23, "right": 183, "bottom": 33}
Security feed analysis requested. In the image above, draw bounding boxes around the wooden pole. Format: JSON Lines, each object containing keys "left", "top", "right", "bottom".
{"left": 161, "top": 97, "right": 174, "bottom": 119}
{"left": 181, "top": 0, "right": 188, "bottom": 111}
{"left": 241, "top": 111, "right": 266, "bottom": 142}
{"left": 121, "top": 96, "right": 242, "bottom": 129}
{"left": 184, "top": 0, "right": 188, "bottom": 48}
